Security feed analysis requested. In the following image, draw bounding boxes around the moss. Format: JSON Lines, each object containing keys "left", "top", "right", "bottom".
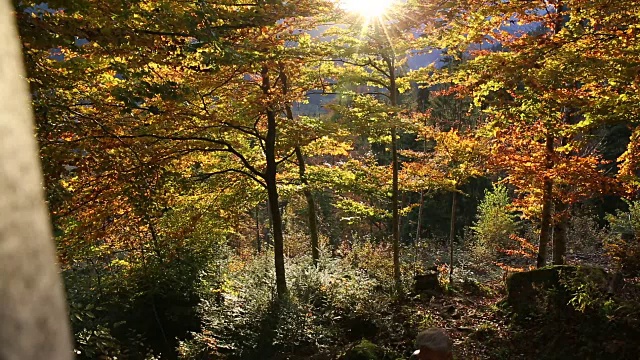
{"left": 505, "top": 265, "right": 609, "bottom": 315}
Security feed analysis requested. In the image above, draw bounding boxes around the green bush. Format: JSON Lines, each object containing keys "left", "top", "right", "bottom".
{"left": 471, "top": 184, "right": 518, "bottom": 259}
{"left": 62, "top": 232, "right": 227, "bottom": 359}
{"left": 605, "top": 200, "right": 640, "bottom": 275}
{"left": 343, "top": 340, "right": 383, "bottom": 360}
{"left": 179, "top": 252, "right": 394, "bottom": 360}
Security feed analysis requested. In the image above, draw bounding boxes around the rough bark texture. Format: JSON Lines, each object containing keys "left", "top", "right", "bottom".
{"left": 537, "top": 132, "right": 554, "bottom": 268}
{"left": 262, "top": 65, "right": 287, "bottom": 298}
{"left": 0, "top": 1, "right": 73, "bottom": 358}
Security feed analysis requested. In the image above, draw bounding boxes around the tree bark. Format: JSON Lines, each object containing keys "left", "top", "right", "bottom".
{"left": 391, "top": 125, "right": 401, "bottom": 291}
{"left": 0, "top": 1, "right": 73, "bottom": 357}
{"left": 415, "top": 191, "right": 425, "bottom": 244}
{"left": 262, "top": 64, "right": 287, "bottom": 298}
{"left": 295, "top": 147, "right": 320, "bottom": 267}
{"left": 537, "top": 132, "right": 554, "bottom": 268}
{"left": 414, "top": 191, "right": 425, "bottom": 276}
{"left": 553, "top": 202, "right": 568, "bottom": 265}
{"left": 389, "top": 59, "right": 401, "bottom": 292}
{"left": 449, "top": 191, "right": 457, "bottom": 284}
{"left": 278, "top": 62, "right": 320, "bottom": 268}
{"left": 256, "top": 206, "right": 262, "bottom": 253}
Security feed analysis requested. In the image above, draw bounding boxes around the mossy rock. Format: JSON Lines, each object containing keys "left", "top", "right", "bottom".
{"left": 342, "top": 340, "right": 383, "bottom": 360}
{"left": 506, "top": 265, "right": 609, "bottom": 315}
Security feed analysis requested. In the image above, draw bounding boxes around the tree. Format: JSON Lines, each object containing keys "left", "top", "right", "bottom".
{"left": 412, "top": 0, "right": 631, "bottom": 266}
{"left": 321, "top": 9, "right": 425, "bottom": 291}
{"left": 403, "top": 123, "right": 487, "bottom": 282}
{"left": 0, "top": 1, "right": 72, "bottom": 358}
{"left": 20, "top": 0, "right": 337, "bottom": 301}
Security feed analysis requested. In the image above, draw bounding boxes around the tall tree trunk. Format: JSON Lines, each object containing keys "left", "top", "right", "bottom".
{"left": 279, "top": 62, "right": 320, "bottom": 267}
{"left": 449, "top": 191, "right": 457, "bottom": 284}
{"left": 295, "top": 147, "right": 320, "bottom": 267}
{"left": 553, "top": 202, "right": 568, "bottom": 265}
{"left": 262, "top": 65, "right": 287, "bottom": 298}
{"left": 415, "top": 191, "right": 425, "bottom": 244}
{"left": 0, "top": 2, "right": 73, "bottom": 357}
{"left": 553, "top": 122, "right": 569, "bottom": 265}
{"left": 391, "top": 125, "right": 401, "bottom": 291}
{"left": 537, "top": 132, "right": 554, "bottom": 268}
{"left": 414, "top": 191, "right": 425, "bottom": 276}
{"left": 535, "top": 0, "right": 568, "bottom": 269}
{"left": 389, "top": 61, "right": 401, "bottom": 292}
{"left": 256, "top": 206, "right": 262, "bottom": 253}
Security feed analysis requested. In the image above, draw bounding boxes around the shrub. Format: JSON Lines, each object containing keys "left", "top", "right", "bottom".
{"left": 343, "top": 340, "right": 383, "bottom": 360}
{"left": 179, "top": 252, "right": 390, "bottom": 360}
{"left": 567, "top": 209, "right": 607, "bottom": 255}
{"left": 471, "top": 184, "right": 518, "bottom": 259}
{"left": 605, "top": 200, "right": 640, "bottom": 275}
{"left": 62, "top": 232, "right": 227, "bottom": 359}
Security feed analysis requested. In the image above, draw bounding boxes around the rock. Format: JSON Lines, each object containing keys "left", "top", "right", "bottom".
{"left": 505, "top": 265, "right": 610, "bottom": 315}
{"left": 607, "top": 271, "right": 624, "bottom": 295}
{"left": 414, "top": 267, "right": 441, "bottom": 294}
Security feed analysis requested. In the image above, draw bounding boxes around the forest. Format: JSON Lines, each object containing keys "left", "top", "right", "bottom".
{"left": 12, "top": 0, "right": 640, "bottom": 358}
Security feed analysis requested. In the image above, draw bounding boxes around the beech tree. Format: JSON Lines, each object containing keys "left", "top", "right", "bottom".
{"left": 412, "top": 0, "right": 634, "bottom": 266}
{"left": 20, "top": 0, "right": 336, "bottom": 299}
{"left": 321, "top": 8, "right": 426, "bottom": 291}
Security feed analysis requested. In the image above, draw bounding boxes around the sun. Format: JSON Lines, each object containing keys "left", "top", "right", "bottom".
{"left": 340, "top": 0, "right": 393, "bottom": 18}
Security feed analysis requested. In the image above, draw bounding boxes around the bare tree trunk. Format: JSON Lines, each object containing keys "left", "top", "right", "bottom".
{"left": 415, "top": 191, "right": 425, "bottom": 244}
{"left": 550, "top": 3, "right": 569, "bottom": 267}
{"left": 256, "top": 206, "right": 261, "bottom": 253}
{"left": 279, "top": 63, "right": 320, "bottom": 267}
{"left": 537, "top": 132, "right": 554, "bottom": 268}
{"left": 262, "top": 65, "right": 287, "bottom": 298}
{"left": 295, "top": 147, "right": 320, "bottom": 267}
{"left": 0, "top": 1, "right": 73, "bottom": 357}
{"left": 414, "top": 191, "right": 425, "bottom": 275}
{"left": 449, "top": 191, "right": 457, "bottom": 284}
{"left": 389, "top": 58, "right": 401, "bottom": 292}
{"left": 553, "top": 202, "right": 568, "bottom": 265}
{"left": 391, "top": 125, "right": 401, "bottom": 291}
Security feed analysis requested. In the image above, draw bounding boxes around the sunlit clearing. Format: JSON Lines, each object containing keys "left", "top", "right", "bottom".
{"left": 340, "top": 0, "right": 393, "bottom": 18}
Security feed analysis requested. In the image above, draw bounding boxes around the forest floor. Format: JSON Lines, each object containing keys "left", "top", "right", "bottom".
{"left": 330, "top": 251, "right": 640, "bottom": 360}
{"left": 360, "top": 275, "right": 640, "bottom": 360}
{"left": 402, "top": 268, "right": 639, "bottom": 360}
{"left": 259, "top": 244, "right": 640, "bottom": 360}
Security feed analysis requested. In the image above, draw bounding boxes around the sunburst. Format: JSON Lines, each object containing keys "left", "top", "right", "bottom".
{"left": 339, "top": 0, "right": 394, "bottom": 19}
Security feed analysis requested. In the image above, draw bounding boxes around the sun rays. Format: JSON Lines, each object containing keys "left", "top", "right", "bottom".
{"left": 339, "top": 0, "right": 393, "bottom": 19}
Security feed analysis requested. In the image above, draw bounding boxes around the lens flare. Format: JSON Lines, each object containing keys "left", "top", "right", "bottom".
{"left": 340, "top": 0, "right": 393, "bottom": 18}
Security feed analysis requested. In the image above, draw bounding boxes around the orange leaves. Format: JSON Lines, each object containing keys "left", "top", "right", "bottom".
{"left": 488, "top": 121, "right": 617, "bottom": 219}
{"left": 618, "top": 127, "right": 640, "bottom": 195}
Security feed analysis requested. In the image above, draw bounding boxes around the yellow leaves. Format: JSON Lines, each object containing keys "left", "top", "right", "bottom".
{"left": 304, "top": 136, "right": 353, "bottom": 156}
{"left": 60, "top": 177, "right": 79, "bottom": 192}
{"left": 110, "top": 258, "right": 132, "bottom": 270}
